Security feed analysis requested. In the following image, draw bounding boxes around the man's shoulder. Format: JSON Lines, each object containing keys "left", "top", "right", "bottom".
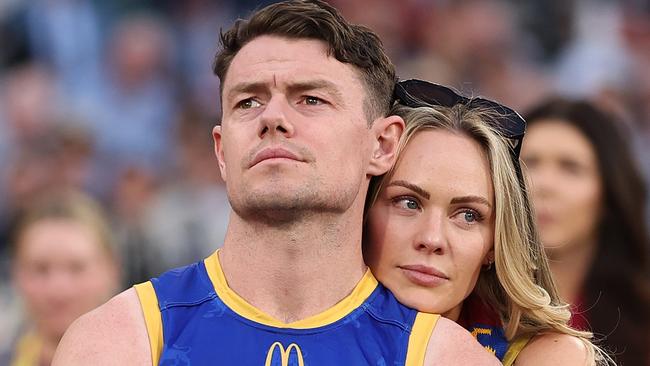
{"left": 52, "top": 288, "right": 151, "bottom": 366}
{"left": 424, "top": 316, "right": 501, "bottom": 365}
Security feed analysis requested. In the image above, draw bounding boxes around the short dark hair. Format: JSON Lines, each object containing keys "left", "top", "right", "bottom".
{"left": 213, "top": 0, "right": 396, "bottom": 120}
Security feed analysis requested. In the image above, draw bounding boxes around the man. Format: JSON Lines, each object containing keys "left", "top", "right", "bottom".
{"left": 54, "top": 1, "right": 499, "bottom": 364}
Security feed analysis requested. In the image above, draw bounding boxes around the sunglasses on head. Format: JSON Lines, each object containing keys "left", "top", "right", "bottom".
{"left": 393, "top": 79, "right": 526, "bottom": 162}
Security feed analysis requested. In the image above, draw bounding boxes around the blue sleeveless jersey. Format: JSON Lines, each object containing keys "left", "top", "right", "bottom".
{"left": 135, "top": 251, "right": 439, "bottom": 366}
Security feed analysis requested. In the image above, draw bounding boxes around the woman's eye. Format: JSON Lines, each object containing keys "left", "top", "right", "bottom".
{"left": 237, "top": 98, "right": 261, "bottom": 110}
{"left": 464, "top": 211, "right": 477, "bottom": 223}
{"left": 460, "top": 209, "right": 483, "bottom": 224}
{"left": 394, "top": 197, "right": 420, "bottom": 211}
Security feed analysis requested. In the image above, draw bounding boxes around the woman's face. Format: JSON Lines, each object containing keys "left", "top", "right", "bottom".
{"left": 13, "top": 219, "right": 118, "bottom": 340}
{"left": 521, "top": 119, "right": 603, "bottom": 253}
{"left": 365, "top": 130, "right": 495, "bottom": 320}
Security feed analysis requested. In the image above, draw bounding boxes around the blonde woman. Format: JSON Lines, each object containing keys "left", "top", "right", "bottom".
{"left": 5, "top": 191, "right": 119, "bottom": 366}
{"left": 364, "top": 80, "right": 610, "bottom": 365}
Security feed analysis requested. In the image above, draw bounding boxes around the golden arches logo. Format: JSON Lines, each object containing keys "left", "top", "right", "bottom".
{"left": 264, "top": 342, "right": 305, "bottom": 366}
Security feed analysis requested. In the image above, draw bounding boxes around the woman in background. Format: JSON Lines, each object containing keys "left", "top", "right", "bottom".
{"left": 522, "top": 98, "right": 650, "bottom": 365}
{"left": 4, "top": 191, "right": 119, "bottom": 366}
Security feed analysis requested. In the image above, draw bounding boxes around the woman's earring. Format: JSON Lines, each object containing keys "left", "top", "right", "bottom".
{"left": 485, "top": 259, "right": 494, "bottom": 271}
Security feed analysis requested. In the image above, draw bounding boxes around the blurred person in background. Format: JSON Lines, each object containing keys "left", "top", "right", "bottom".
{"left": 397, "top": 0, "right": 551, "bottom": 112}
{"left": 166, "top": 0, "right": 232, "bottom": 115}
{"left": 82, "top": 12, "right": 177, "bottom": 198}
{"left": 0, "top": 63, "right": 60, "bottom": 181}
{"left": 1, "top": 191, "right": 120, "bottom": 366}
{"left": 139, "top": 105, "right": 229, "bottom": 280}
{"left": 111, "top": 104, "right": 230, "bottom": 287}
{"left": 521, "top": 98, "right": 650, "bottom": 365}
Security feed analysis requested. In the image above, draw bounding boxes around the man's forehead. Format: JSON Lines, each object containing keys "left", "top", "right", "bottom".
{"left": 223, "top": 35, "right": 359, "bottom": 92}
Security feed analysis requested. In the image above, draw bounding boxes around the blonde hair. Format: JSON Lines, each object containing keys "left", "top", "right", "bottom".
{"left": 366, "top": 103, "right": 612, "bottom": 365}
{"left": 11, "top": 190, "right": 116, "bottom": 261}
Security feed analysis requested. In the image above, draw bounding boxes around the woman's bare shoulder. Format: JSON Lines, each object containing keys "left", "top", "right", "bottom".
{"left": 514, "top": 332, "right": 592, "bottom": 366}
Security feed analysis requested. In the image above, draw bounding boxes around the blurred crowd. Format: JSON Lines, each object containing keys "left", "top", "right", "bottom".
{"left": 0, "top": 0, "right": 649, "bottom": 364}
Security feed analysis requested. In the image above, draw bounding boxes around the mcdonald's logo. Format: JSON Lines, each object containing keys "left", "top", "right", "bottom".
{"left": 265, "top": 341, "right": 305, "bottom": 366}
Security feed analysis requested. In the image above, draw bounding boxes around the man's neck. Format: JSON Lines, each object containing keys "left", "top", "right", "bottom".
{"left": 218, "top": 211, "right": 367, "bottom": 323}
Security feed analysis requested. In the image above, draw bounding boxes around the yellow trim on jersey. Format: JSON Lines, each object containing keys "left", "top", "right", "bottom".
{"left": 404, "top": 312, "right": 440, "bottom": 366}
{"left": 204, "top": 249, "right": 378, "bottom": 329}
{"left": 502, "top": 334, "right": 534, "bottom": 366}
{"left": 10, "top": 332, "right": 41, "bottom": 366}
{"left": 134, "top": 281, "right": 163, "bottom": 366}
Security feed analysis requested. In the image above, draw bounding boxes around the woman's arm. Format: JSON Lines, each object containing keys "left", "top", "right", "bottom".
{"left": 513, "top": 333, "right": 592, "bottom": 366}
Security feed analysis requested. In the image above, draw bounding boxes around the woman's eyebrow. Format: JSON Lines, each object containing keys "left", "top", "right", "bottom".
{"left": 387, "top": 180, "right": 430, "bottom": 200}
{"left": 450, "top": 195, "right": 492, "bottom": 208}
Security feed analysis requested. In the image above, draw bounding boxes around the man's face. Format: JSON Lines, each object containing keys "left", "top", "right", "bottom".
{"left": 215, "top": 35, "right": 379, "bottom": 222}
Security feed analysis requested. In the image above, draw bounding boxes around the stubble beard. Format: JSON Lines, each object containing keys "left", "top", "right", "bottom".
{"left": 229, "top": 180, "right": 361, "bottom": 227}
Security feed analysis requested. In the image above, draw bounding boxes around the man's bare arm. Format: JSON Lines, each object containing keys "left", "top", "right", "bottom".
{"left": 424, "top": 317, "right": 501, "bottom": 365}
{"left": 52, "top": 288, "right": 152, "bottom": 366}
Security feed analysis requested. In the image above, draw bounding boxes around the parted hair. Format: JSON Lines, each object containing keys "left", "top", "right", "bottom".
{"left": 366, "top": 103, "right": 611, "bottom": 365}
{"left": 213, "top": 0, "right": 396, "bottom": 120}
{"left": 9, "top": 190, "right": 115, "bottom": 260}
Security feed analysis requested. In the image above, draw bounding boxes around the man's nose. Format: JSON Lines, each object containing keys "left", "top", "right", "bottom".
{"left": 258, "top": 96, "right": 295, "bottom": 139}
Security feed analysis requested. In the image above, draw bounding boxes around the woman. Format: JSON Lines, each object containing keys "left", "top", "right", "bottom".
{"left": 364, "top": 80, "right": 609, "bottom": 365}
{"left": 521, "top": 98, "right": 650, "bottom": 365}
{"left": 5, "top": 191, "right": 120, "bottom": 366}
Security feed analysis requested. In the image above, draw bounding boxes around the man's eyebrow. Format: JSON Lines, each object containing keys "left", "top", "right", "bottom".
{"left": 286, "top": 80, "right": 344, "bottom": 102}
{"left": 387, "top": 180, "right": 430, "bottom": 200}
{"left": 226, "top": 81, "right": 267, "bottom": 101}
{"left": 226, "top": 79, "right": 345, "bottom": 103}
{"left": 450, "top": 195, "right": 492, "bottom": 208}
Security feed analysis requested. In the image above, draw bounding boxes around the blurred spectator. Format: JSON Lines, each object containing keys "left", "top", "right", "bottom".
{"left": 400, "top": 0, "right": 551, "bottom": 111}
{"left": 80, "top": 12, "right": 177, "bottom": 197}
{"left": 0, "top": 191, "right": 120, "bottom": 365}
{"left": 167, "top": 0, "right": 232, "bottom": 115}
{"left": 521, "top": 98, "right": 650, "bottom": 365}
{"left": 0, "top": 0, "right": 32, "bottom": 69}
{"left": 620, "top": 0, "right": 650, "bottom": 230}
{"left": 0, "top": 63, "right": 60, "bottom": 174}
{"left": 111, "top": 105, "right": 229, "bottom": 286}
{"left": 0, "top": 63, "right": 94, "bottom": 250}
{"left": 140, "top": 105, "right": 229, "bottom": 278}
{"left": 552, "top": 1, "right": 629, "bottom": 98}
{"left": 23, "top": 0, "right": 104, "bottom": 103}
{"left": 109, "top": 165, "right": 160, "bottom": 286}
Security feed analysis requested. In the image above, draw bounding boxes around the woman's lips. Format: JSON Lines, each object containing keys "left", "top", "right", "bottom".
{"left": 399, "top": 264, "right": 449, "bottom": 287}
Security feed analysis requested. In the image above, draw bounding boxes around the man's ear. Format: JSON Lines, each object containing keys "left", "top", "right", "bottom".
{"left": 213, "top": 125, "right": 227, "bottom": 181}
{"left": 368, "top": 115, "right": 405, "bottom": 176}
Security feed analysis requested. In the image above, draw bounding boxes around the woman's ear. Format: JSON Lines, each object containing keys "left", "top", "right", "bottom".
{"left": 367, "top": 115, "right": 405, "bottom": 177}
{"left": 482, "top": 248, "right": 495, "bottom": 270}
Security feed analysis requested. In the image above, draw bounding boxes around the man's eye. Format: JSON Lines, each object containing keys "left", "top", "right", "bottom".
{"left": 304, "top": 96, "right": 323, "bottom": 105}
{"left": 237, "top": 98, "right": 261, "bottom": 110}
